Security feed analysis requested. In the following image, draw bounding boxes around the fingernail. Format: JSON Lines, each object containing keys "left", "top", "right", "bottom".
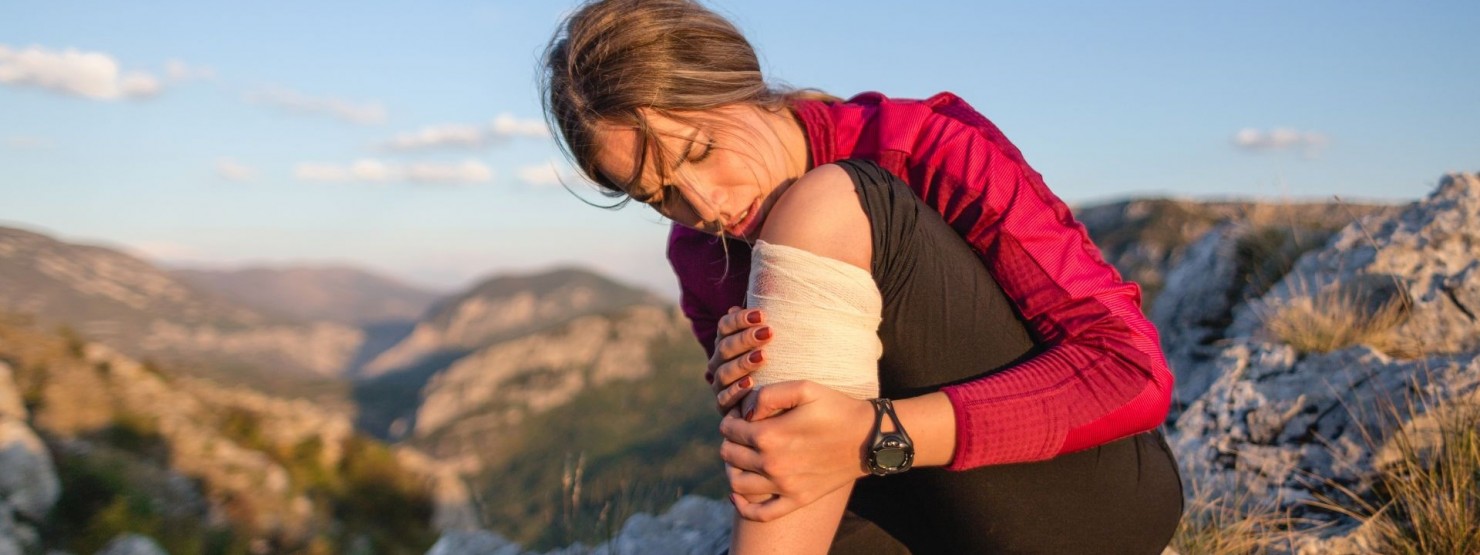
{"left": 743, "top": 404, "right": 756, "bottom": 420}
{"left": 755, "top": 326, "right": 772, "bottom": 341}
{"left": 705, "top": 370, "right": 714, "bottom": 384}
{"left": 728, "top": 493, "right": 739, "bottom": 508}
{"left": 739, "top": 376, "right": 753, "bottom": 389}
{"left": 747, "top": 350, "right": 763, "bottom": 364}
{"left": 746, "top": 310, "right": 762, "bottom": 324}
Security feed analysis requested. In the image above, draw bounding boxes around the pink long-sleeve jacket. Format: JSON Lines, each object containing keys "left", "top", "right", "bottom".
{"left": 668, "top": 91, "right": 1174, "bottom": 470}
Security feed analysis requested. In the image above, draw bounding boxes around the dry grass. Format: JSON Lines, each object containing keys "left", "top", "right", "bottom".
{"left": 1308, "top": 392, "right": 1480, "bottom": 554}
{"left": 1169, "top": 475, "right": 1314, "bottom": 555}
{"left": 1259, "top": 275, "right": 1416, "bottom": 358}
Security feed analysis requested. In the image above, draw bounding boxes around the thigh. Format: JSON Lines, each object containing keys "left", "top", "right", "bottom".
{"left": 850, "top": 428, "right": 1184, "bottom": 555}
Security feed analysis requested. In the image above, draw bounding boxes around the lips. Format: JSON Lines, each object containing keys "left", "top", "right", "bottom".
{"left": 725, "top": 198, "right": 761, "bottom": 239}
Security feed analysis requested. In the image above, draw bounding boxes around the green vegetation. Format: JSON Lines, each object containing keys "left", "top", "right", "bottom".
{"left": 473, "top": 335, "right": 725, "bottom": 549}
{"left": 47, "top": 447, "right": 250, "bottom": 555}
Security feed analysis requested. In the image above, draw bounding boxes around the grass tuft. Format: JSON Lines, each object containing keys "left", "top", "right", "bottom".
{"left": 1259, "top": 275, "right": 1415, "bottom": 358}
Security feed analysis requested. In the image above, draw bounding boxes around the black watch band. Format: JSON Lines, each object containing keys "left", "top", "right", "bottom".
{"left": 866, "top": 398, "right": 915, "bottom": 476}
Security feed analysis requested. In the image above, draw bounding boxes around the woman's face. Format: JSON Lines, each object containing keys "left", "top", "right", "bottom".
{"left": 592, "top": 104, "right": 806, "bottom": 242}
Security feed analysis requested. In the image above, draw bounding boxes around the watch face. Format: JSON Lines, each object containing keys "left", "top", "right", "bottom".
{"left": 875, "top": 447, "right": 907, "bottom": 469}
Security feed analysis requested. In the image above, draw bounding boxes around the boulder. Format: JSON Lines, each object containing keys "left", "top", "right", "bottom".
{"left": 94, "top": 534, "right": 167, "bottom": 555}
{"left": 0, "top": 418, "right": 60, "bottom": 522}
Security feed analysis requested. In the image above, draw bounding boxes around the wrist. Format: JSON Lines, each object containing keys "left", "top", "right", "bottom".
{"left": 889, "top": 393, "right": 957, "bottom": 468}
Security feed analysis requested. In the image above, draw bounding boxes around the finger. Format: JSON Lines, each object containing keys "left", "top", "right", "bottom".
{"left": 718, "top": 413, "right": 760, "bottom": 448}
{"left": 719, "top": 438, "right": 765, "bottom": 472}
{"left": 712, "top": 324, "right": 772, "bottom": 368}
{"left": 732, "top": 492, "right": 802, "bottom": 523}
{"left": 712, "top": 349, "right": 763, "bottom": 395}
{"left": 714, "top": 376, "right": 754, "bottom": 415}
{"left": 716, "top": 307, "right": 764, "bottom": 339}
{"left": 745, "top": 380, "right": 815, "bottom": 422}
{"left": 727, "top": 465, "right": 778, "bottom": 498}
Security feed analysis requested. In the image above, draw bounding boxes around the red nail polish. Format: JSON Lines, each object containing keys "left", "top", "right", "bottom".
{"left": 755, "top": 326, "right": 772, "bottom": 341}
{"left": 747, "top": 350, "right": 763, "bottom": 364}
{"left": 739, "top": 376, "right": 753, "bottom": 389}
{"left": 746, "top": 310, "right": 762, "bottom": 324}
{"left": 705, "top": 370, "right": 714, "bottom": 384}
{"left": 743, "top": 404, "right": 756, "bottom": 420}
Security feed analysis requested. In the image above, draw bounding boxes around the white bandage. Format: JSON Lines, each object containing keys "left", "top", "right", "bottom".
{"left": 745, "top": 240, "right": 883, "bottom": 400}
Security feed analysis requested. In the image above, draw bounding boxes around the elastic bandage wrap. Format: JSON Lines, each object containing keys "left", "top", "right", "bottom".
{"left": 744, "top": 240, "right": 883, "bottom": 400}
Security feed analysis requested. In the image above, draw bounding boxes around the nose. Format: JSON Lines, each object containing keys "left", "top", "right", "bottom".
{"left": 678, "top": 182, "right": 726, "bottom": 230}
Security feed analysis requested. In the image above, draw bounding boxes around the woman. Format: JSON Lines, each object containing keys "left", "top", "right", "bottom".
{"left": 542, "top": 0, "right": 1184, "bottom": 552}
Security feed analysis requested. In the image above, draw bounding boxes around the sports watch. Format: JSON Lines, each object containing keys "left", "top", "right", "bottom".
{"left": 865, "top": 398, "right": 915, "bottom": 476}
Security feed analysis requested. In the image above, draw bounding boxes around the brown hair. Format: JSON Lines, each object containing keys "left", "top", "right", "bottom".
{"left": 540, "top": 0, "right": 835, "bottom": 207}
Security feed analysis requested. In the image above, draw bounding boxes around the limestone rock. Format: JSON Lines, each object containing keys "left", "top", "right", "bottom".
{"left": 94, "top": 534, "right": 167, "bottom": 555}
{"left": 0, "top": 418, "right": 60, "bottom": 521}
{"left": 1165, "top": 173, "right": 1480, "bottom": 545}
{"left": 426, "top": 531, "right": 521, "bottom": 555}
{"left": 1230, "top": 172, "right": 1480, "bottom": 355}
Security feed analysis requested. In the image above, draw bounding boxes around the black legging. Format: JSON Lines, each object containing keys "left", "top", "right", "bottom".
{"left": 825, "top": 159, "right": 1184, "bottom": 554}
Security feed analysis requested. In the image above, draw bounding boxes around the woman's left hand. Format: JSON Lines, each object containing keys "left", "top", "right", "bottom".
{"left": 718, "top": 380, "right": 875, "bottom": 522}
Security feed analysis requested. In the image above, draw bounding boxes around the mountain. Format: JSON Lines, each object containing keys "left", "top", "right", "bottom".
{"left": 0, "top": 226, "right": 363, "bottom": 389}
{"left": 171, "top": 265, "right": 441, "bottom": 326}
{"left": 355, "top": 267, "right": 661, "bottom": 380}
{"left": 351, "top": 267, "right": 670, "bottom": 437}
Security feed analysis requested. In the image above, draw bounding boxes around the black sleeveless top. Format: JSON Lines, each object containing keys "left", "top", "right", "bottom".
{"left": 829, "top": 159, "right": 1183, "bottom": 554}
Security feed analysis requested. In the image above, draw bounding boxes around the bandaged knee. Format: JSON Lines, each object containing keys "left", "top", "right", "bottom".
{"left": 745, "top": 240, "right": 883, "bottom": 400}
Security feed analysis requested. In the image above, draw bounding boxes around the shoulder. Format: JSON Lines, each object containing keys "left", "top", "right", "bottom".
{"left": 757, "top": 163, "right": 871, "bottom": 272}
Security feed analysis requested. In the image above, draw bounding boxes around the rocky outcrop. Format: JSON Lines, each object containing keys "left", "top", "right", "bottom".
{"left": 1076, "top": 199, "right": 1396, "bottom": 313}
{"left": 1161, "top": 173, "right": 1480, "bottom": 546}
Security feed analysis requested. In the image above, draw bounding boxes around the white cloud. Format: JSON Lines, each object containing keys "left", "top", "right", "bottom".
{"left": 517, "top": 160, "right": 590, "bottom": 188}
{"left": 164, "top": 59, "right": 215, "bottom": 83}
{"left": 382, "top": 124, "right": 487, "bottom": 150}
{"left": 246, "top": 86, "right": 387, "bottom": 125}
{"left": 4, "top": 136, "right": 52, "bottom": 149}
{"left": 294, "top": 158, "right": 493, "bottom": 184}
{"left": 0, "top": 44, "right": 161, "bottom": 100}
{"left": 216, "top": 158, "right": 255, "bottom": 182}
{"left": 491, "top": 113, "right": 550, "bottom": 139}
{"left": 378, "top": 114, "right": 550, "bottom": 152}
{"left": 1232, "top": 127, "right": 1330, "bottom": 158}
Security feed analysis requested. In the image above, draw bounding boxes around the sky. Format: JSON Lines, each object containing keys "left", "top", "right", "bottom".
{"left": 2, "top": 1, "right": 1477, "bottom": 298}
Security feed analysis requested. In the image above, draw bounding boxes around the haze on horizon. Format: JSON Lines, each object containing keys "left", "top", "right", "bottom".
{"left": 2, "top": 0, "right": 1477, "bottom": 297}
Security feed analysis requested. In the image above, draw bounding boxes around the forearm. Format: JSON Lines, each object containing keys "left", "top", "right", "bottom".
{"left": 730, "top": 485, "right": 851, "bottom": 555}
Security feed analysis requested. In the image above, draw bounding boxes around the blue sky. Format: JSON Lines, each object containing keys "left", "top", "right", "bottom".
{"left": 2, "top": 1, "right": 1476, "bottom": 297}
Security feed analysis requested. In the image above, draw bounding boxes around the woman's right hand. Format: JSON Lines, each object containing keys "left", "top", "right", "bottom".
{"left": 709, "top": 306, "right": 772, "bottom": 415}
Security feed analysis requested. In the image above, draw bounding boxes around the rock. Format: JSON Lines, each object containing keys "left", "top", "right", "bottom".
{"left": 94, "top": 534, "right": 167, "bottom": 555}
{"left": 1230, "top": 173, "right": 1480, "bottom": 356}
{"left": 425, "top": 531, "right": 522, "bottom": 555}
{"left": 1166, "top": 173, "right": 1480, "bottom": 544}
{"left": 1152, "top": 223, "right": 1246, "bottom": 418}
{"left": 0, "top": 418, "right": 60, "bottom": 521}
{"left": 542, "top": 496, "right": 730, "bottom": 555}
